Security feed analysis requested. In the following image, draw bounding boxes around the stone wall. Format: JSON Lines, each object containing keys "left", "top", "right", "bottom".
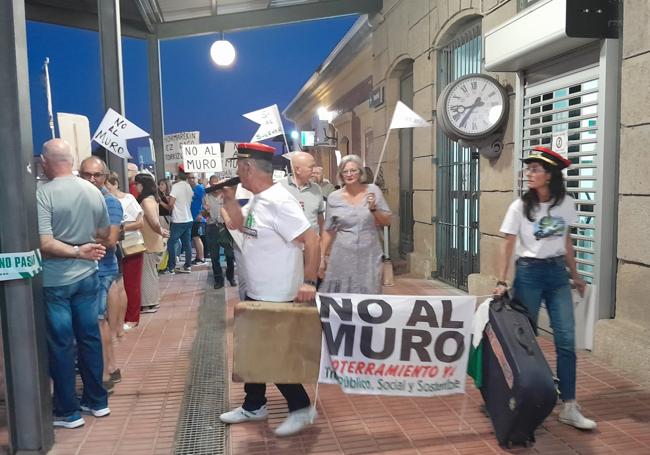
{"left": 593, "top": 0, "right": 650, "bottom": 382}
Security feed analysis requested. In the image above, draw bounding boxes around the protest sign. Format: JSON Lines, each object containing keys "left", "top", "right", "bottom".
{"left": 57, "top": 113, "right": 91, "bottom": 171}
{"left": 164, "top": 131, "right": 200, "bottom": 173}
{"left": 0, "top": 250, "right": 42, "bottom": 282}
{"left": 317, "top": 293, "right": 475, "bottom": 397}
{"left": 221, "top": 141, "right": 239, "bottom": 178}
{"left": 243, "top": 104, "right": 284, "bottom": 142}
{"left": 92, "top": 108, "right": 149, "bottom": 159}
{"left": 182, "top": 143, "right": 222, "bottom": 174}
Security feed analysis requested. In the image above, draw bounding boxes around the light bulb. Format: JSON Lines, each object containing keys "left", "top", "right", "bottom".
{"left": 210, "top": 40, "right": 236, "bottom": 67}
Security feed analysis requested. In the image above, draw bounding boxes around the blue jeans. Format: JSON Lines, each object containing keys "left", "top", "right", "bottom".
{"left": 513, "top": 256, "right": 576, "bottom": 401}
{"left": 167, "top": 221, "right": 193, "bottom": 271}
{"left": 43, "top": 273, "right": 107, "bottom": 417}
{"left": 97, "top": 272, "right": 118, "bottom": 320}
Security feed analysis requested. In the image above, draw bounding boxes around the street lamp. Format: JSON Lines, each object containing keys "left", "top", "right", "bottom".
{"left": 210, "top": 34, "right": 236, "bottom": 67}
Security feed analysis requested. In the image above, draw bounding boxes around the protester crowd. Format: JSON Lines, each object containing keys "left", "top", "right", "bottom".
{"left": 36, "top": 137, "right": 595, "bottom": 442}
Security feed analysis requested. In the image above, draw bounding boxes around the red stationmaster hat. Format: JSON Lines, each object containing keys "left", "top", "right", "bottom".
{"left": 522, "top": 146, "right": 572, "bottom": 170}
{"left": 236, "top": 142, "right": 275, "bottom": 161}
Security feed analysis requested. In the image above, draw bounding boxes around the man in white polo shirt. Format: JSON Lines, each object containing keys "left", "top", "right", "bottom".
{"left": 164, "top": 165, "right": 194, "bottom": 274}
{"left": 219, "top": 142, "right": 320, "bottom": 437}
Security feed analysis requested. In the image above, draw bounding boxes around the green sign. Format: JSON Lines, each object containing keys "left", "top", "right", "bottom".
{"left": 0, "top": 249, "right": 42, "bottom": 281}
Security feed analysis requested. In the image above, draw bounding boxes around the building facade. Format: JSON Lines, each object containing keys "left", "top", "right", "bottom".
{"left": 285, "top": 0, "right": 649, "bottom": 381}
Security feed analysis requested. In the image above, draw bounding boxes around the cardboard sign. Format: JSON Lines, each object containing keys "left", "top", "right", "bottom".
{"left": 317, "top": 293, "right": 475, "bottom": 396}
{"left": 222, "top": 141, "right": 239, "bottom": 178}
{"left": 57, "top": 113, "right": 91, "bottom": 171}
{"left": 92, "top": 108, "right": 149, "bottom": 159}
{"left": 182, "top": 143, "right": 222, "bottom": 173}
{"left": 164, "top": 131, "right": 200, "bottom": 172}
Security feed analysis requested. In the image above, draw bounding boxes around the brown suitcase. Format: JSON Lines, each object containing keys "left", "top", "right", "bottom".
{"left": 233, "top": 301, "right": 322, "bottom": 384}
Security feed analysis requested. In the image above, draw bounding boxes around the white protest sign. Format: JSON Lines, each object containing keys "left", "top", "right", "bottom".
{"left": 222, "top": 141, "right": 239, "bottom": 178}
{"left": 243, "top": 104, "right": 284, "bottom": 142}
{"left": 0, "top": 250, "right": 42, "bottom": 282}
{"left": 164, "top": 131, "right": 200, "bottom": 172}
{"left": 182, "top": 143, "right": 222, "bottom": 173}
{"left": 272, "top": 169, "right": 286, "bottom": 182}
{"left": 92, "top": 108, "right": 149, "bottom": 159}
{"left": 317, "top": 293, "right": 475, "bottom": 396}
{"left": 57, "top": 113, "right": 91, "bottom": 171}
{"left": 389, "top": 101, "right": 431, "bottom": 129}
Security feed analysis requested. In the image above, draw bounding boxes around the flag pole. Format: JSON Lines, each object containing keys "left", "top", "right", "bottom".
{"left": 43, "top": 57, "right": 55, "bottom": 139}
{"left": 372, "top": 129, "right": 391, "bottom": 185}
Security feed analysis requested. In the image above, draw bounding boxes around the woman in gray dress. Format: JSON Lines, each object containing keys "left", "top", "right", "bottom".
{"left": 319, "top": 155, "right": 391, "bottom": 294}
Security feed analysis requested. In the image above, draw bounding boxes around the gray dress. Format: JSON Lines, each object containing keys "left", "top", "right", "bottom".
{"left": 321, "top": 184, "right": 391, "bottom": 294}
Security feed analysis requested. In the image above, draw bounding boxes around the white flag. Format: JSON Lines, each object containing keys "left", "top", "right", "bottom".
{"left": 389, "top": 101, "right": 430, "bottom": 129}
{"left": 243, "top": 104, "right": 284, "bottom": 142}
{"left": 92, "top": 108, "right": 149, "bottom": 159}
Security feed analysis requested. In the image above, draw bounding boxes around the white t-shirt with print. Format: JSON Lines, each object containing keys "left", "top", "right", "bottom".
{"left": 170, "top": 180, "right": 194, "bottom": 223}
{"left": 500, "top": 196, "right": 577, "bottom": 259}
{"left": 240, "top": 183, "right": 310, "bottom": 302}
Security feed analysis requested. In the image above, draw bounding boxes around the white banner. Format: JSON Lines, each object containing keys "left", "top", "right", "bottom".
{"left": 182, "top": 143, "right": 222, "bottom": 173}
{"left": 317, "top": 293, "right": 475, "bottom": 396}
{"left": 0, "top": 250, "right": 42, "bottom": 282}
{"left": 243, "top": 104, "right": 284, "bottom": 142}
{"left": 92, "top": 108, "right": 149, "bottom": 159}
{"left": 164, "top": 131, "right": 200, "bottom": 172}
{"left": 389, "top": 101, "right": 431, "bottom": 129}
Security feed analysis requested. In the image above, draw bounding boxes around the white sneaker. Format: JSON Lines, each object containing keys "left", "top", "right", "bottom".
{"left": 219, "top": 405, "right": 268, "bottom": 424}
{"left": 80, "top": 405, "right": 111, "bottom": 418}
{"left": 559, "top": 401, "right": 597, "bottom": 430}
{"left": 274, "top": 406, "right": 317, "bottom": 437}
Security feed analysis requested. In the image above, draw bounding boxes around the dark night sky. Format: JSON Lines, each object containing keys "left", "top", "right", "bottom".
{"left": 26, "top": 15, "right": 358, "bottom": 161}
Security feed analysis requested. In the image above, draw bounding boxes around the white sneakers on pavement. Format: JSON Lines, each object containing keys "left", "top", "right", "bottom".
{"left": 559, "top": 401, "right": 597, "bottom": 430}
{"left": 219, "top": 404, "right": 268, "bottom": 424}
{"left": 274, "top": 407, "right": 318, "bottom": 437}
{"left": 219, "top": 404, "right": 317, "bottom": 437}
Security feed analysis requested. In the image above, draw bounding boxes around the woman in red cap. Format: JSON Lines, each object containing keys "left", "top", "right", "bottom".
{"left": 493, "top": 146, "right": 596, "bottom": 431}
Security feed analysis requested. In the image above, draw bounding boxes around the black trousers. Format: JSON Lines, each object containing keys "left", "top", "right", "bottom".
{"left": 205, "top": 224, "right": 235, "bottom": 283}
{"left": 241, "top": 295, "right": 310, "bottom": 413}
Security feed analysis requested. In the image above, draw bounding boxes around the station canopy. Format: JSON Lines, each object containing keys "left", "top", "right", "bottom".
{"left": 25, "top": 0, "right": 382, "bottom": 39}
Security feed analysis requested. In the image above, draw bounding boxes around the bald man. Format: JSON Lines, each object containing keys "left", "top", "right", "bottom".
{"left": 37, "top": 139, "right": 111, "bottom": 428}
{"left": 279, "top": 152, "right": 324, "bottom": 234}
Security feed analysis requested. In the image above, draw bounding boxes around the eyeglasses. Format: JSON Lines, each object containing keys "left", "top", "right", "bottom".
{"left": 524, "top": 167, "right": 546, "bottom": 175}
{"left": 80, "top": 172, "right": 106, "bottom": 179}
{"left": 341, "top": 169, "right": 360, "bottom": 175}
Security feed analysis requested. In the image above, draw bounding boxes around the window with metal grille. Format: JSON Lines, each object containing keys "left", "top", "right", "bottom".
{"left": 519, "top": 67, "right": 599, "bottom": 282}
{"left": 436, "top": 22, "right": 481, "bottom": 291}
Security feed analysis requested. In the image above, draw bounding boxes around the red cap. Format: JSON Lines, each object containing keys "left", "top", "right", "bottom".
{"left": 522, "top": 146, "right": 571, "bottom": 170}
{"left": 236, "top": 142, "right": 275, "bottom": 161}
{"left": 178, "top": 163, "right": 185, "bottom": 172}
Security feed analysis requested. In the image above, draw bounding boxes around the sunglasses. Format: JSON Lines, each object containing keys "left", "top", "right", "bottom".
{"left": 80, "top": 172, "right": 106, "bottom": 179}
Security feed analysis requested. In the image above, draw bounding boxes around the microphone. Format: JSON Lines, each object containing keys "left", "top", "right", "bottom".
{"left": 205, "top": 176, "right": 240, "bottom": 194}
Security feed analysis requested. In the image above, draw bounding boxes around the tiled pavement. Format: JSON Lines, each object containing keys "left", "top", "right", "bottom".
{"left": 1, "top": 270, "right": 648, "bottom": 454}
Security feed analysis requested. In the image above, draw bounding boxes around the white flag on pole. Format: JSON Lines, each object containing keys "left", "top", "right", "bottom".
{"left": 389, "top": 101, "right": 431, "bottom": 129}
{"left": 243, "top": 104, "right": 285, "bottom": 142}
{"left": 92, "top": 108, "right": 149, "bottom": 159}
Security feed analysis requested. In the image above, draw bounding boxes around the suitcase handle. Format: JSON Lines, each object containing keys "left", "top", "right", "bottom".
{"left": 515, "top": 325, "right": 534, "bottom": 355}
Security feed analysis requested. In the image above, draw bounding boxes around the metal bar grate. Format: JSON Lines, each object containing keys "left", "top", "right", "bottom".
{"left": 436, "top": 22, "right": 481, "bottom": 291}
{"left": 173, "top": 282, "right": 228, "bottom": 454}
{"left": 520, "top": 73, "right": 600, "bottom": 282}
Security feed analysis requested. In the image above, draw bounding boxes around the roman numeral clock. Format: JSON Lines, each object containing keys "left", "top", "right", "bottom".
{"left": 436, "top": 74, "right": 509, "bottom": 158}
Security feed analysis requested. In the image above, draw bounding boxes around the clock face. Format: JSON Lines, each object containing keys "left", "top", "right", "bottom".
{"left": 444, "top": 75, "right": 506, "bottom": 137}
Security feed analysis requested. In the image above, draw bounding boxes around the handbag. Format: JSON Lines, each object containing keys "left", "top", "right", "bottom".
{"left": 119, "top": 230, "right": 146, "bottom": 257}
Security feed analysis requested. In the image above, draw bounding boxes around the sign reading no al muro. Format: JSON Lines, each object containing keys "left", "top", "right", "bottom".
{"left": 316, "top": 293, "right": 475, "bottom": 397}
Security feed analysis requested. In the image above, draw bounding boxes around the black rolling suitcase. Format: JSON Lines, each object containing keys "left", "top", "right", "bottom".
{"left": 480, "top": 293, "right": 557, "bottom": 448}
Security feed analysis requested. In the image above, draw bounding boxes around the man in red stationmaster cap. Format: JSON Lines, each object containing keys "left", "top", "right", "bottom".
{"left": 219, "top": 142, "right": 321, "bottom": 436}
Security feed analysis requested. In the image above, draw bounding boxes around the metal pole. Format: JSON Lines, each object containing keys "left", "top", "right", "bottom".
{"left": 147, "top": 34, "right": 165, "bottom": 180}
{"left": 98, "top": 0, "right": 128, "bottom": 190}
{"left": 0, "top": 1, "right": 54, "bottom": 453}
{"left": 43, "top": 58, "right": 55, "bottom": 139}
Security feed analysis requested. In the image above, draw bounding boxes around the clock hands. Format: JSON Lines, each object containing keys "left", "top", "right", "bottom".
{"left": 459, "top": 97, "right": 484, "bottom": 128}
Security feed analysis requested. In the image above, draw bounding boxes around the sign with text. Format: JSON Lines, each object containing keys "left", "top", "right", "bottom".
{"left": 0, "top": 250, "right": 42, "bottom": 282}
{"left": 92, "top": 108, "right": 149, "bottom": 159}
{"left": 243, "top": 104, "right": 284, "bottom": 142}
{"left": 221, "top": 141, "right": 239, "bottom": 178}
{"left": 552, "top": 131, "right": 568, "bottom": 155}
{"left": 317, "top": 293, "right": 475, "bottom": 396}
{"left": 182, "top": 143, "right": 222, "bottom": 173}
{"left": 164, "top": 131, "right": 200, "bottom": 172}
